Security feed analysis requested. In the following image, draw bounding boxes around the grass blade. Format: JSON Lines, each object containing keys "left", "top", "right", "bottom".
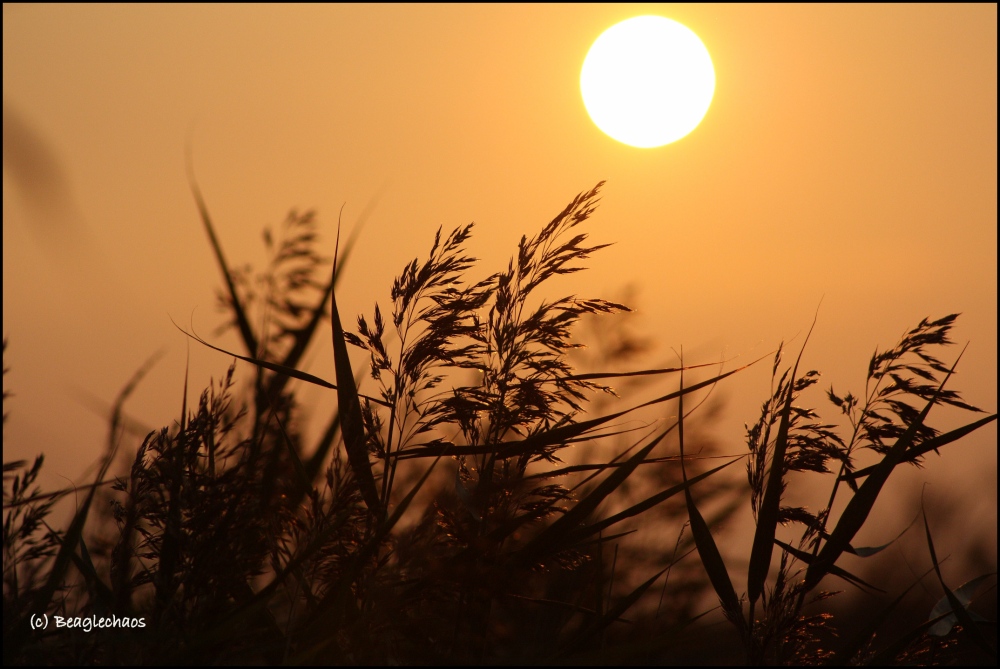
{"left": 328, "top": 232, "right": 382, "bottom": 516}
{"left": 265, "top": 198, "right": 378, "bottom": 404}
{"left": 268, "top": 407, "right": 312, "bottom": 507}
{"left": 634, "top": 354, "right": 768, "bottom": 412}
{"left": 11, "top": 437, "right": 118, "bottom": 658}
{"left": 558, "top": 564, "right": 671, "bottom": 657}
{"left": 928, "top": 573, "right": 994, "bottom": 636}
{"left": 568, "top": 456, "right": 743, "bottom": 543}
{"left": 0, "top": 480, "right": 112, "bottom": 509}
{"left": 867, "top": 612, "right": 958, "bottom": 665}
{"left": 396, "top": 360, "right": 766, "bottom": 462}
{"left": 187, "top": 165, "right": 258, "bottom": 357}
{"left": 41, "top": 525, "right": 115, "bottom": 615}
{"left": 186, "top": 440, "right": 416, "bottom": 664}
{"left": 829, "top": 565, "right": 936, "bottom": 665}
{"left": 678, "top": 353, "right": 744, "bottom": 633}
{"left": 295, "top": 456, "right": 443, "bottom": 662}
{"left": 177, "top": 506, "right": 359, "bottom": 661}
{"left": 521, "top": 453, "right": 692, "bottom": 481}
{"left": 841, "top": 413, "right": 997, "bottom": 482}
{"left": 560, "top": 358, "right": 735, "bottom": 383}
{"left": 747, "top": 379, "right": 793, "bottom": 609}
{"left": 804, "top": 347, "right": 966, "bottom": 592}
{"left": 748, "top": 316, "right": 817, "bottom": 610}
{"left": 774, "top": 540, "right": 882, "bottom": 593}
{"left": 922, "top": 507, "right": 996, "bottom": 656}
{"left": 304, "top": 407, "right": 342, "bottom": 483}
{"left": 175, "top": 321, "right": 391, "bottom": 407}
{"left": 513, "top": 427, "right": 669, "bottom": 567}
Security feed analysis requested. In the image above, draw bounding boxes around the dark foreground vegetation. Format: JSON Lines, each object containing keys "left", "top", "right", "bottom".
{"left": 3, "top": 183, "right": 997, "bottom": 664}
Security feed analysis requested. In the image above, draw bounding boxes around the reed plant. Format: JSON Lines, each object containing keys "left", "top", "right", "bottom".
{"left": 3, "top": 183, "right": 996, "bottom": 664}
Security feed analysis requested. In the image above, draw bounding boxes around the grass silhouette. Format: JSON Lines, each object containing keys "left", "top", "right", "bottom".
{"left": 3, "top": 183, "right": 996, "bottom": 664}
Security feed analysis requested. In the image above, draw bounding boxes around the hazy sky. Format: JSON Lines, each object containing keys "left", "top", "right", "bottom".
{"left": 3, "top": 5, "right": 996, "bottom": 557}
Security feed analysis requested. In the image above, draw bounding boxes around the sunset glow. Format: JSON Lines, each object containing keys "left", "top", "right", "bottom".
{"left": 3, "top": 6, "right": 996, "bottom": 663}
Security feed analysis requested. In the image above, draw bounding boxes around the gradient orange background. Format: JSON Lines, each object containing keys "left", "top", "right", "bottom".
{"left": 3, "top": 5, "right": 996, "bottom": 563}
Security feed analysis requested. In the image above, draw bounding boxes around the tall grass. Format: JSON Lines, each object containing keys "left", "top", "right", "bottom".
{"left": 3, "top": 184, "right": 996, "bottom": 664}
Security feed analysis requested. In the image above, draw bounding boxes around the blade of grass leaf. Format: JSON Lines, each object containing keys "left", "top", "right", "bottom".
{"left": 396, "top": 360, "right": 765, "bottom": 463}
{"left": 804, "top": 347, "right": 966, "bottom": 592}
{"left": 329, "top": 227, "right": 382, "bottom": 516}
{"left": 295, "top": 456, "right": 443, "bottom": 662}
{"left": 0, "top": 480, "right": 113, "bottom": 509}
{"left": 841, "top": 413, "right": 997, "bottom": 482}
{"left": 108, "top": 349, "right": 163, "bottom": 454}
{"left": 268, "top": 407, "right": 311, "bottom": 508}
{"left": 186, "top": 162, "right": 258, "bottom": 357}
{"left": 569, "top": 430, "right": 658, "bottom": 493}
{"left": 266, "top": 198, "right": 378, "bottom": 404}
{"left": 67, "top": 350, "right": 164, "bottom": 488}
{"left": 774, "top": 539, "right": 882, "bottom": 593}
{"left": 867, "top": 611, "right": 960, "bottom": 665}
{"left": 75, "top": 534, "right": 113, "bottom": 614}
{"left": 501, "top": 592, "right": 622, "bottom": 621}
{"left": 561, "top": 357, "right": 737, "bottom": 383}
{"left": 568, "top": 456, "right": 742, "bottom": 544}
{"left": 828, "top": 565, "right": 937, "bottom": 665}
{"left": 69, "top": 385, "right": 156, "bottom": 441}
{"left": 568, "top": 529, "right": 639, "bottom": 551}
{"left": 928, "top": 573, "right": 994, "bottom": 636}
{"left": 634, "top": 354, "right": 769, "bottom": 412}
{"left": 923, "top": 507, "right": 996, "bottom": 656}
{"left": 42, "top": 523, "right": 114, "bottom": 615}
{"left": 304, "top": 407, "right": 341, "bottom": 484}
{"left": 14, "top": 426, "right": 120, "bottom": 658}
{"left": 513, "top": 427, "right": 669, "bottom": 567}
{"left": 504, "top": 359, "right": 758, "bottom": 467}
{"left": 748, "top": 316, "right": 818, "bottom": 611}
{"left": 678, "top": 351, "right": 744, "bottom": 633}
{"left": 561, "top": 606, "right": 718, "bottom": 665}
{"left": 748, "top": 378, "right": 793, "bottom": 612}
{"left": 522, "top": 452, "right": 736, "bottom": 482}
{"left": 174, "top": 320, "right": 391, "bottom": 407}
{"left": 178, "top": 506, "right": 359, "bottom": 661}
{"left": 558, "top": 564, "right": 671, "bottom": 657}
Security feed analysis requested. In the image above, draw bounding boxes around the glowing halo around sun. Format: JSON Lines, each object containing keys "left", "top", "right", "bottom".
{"left": 581, "top": 16, "right": 715, "bottom": 148}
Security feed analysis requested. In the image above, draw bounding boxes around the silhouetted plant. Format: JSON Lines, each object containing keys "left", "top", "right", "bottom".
{"left": 2, "top": 184, "right": 995, "bottom": 665}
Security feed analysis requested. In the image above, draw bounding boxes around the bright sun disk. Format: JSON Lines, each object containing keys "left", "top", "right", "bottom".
{"left": 581, "top": 16, "right": 715, "bottom": 148}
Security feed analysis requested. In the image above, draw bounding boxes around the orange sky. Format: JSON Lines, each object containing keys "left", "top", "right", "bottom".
{"left": 3, "top": 5, "right": 996, "bottom": 561}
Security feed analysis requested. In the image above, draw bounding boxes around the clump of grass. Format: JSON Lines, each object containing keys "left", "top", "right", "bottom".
{"left": 3, "top": 184, "right": 996, "bottom": 665}
{"left": 691, "top": 314, "right": 997, "bottom": 664}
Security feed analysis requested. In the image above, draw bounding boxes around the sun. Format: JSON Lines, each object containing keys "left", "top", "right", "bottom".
{"left": 581, "top": 16, "right": 715, "bottom": 148}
